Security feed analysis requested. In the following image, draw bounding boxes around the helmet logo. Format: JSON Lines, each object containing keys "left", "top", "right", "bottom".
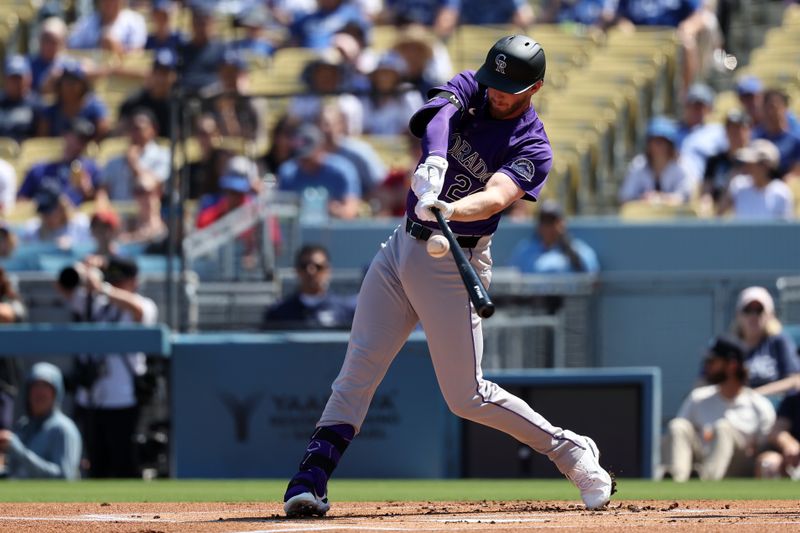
{"left": 495, "top": 54, "right": 507, "bottom": 74}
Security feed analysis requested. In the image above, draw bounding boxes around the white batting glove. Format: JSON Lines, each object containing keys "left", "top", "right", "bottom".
{"left": 414, "top": 194, "right": 454, "bottom": 222}
{"left": 411, "top": 155, "right": 448, "bottom": 200}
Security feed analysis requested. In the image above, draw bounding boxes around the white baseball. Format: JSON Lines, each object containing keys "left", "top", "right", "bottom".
{"left": 426, "top": 235, "right": 450, "bottom": 258}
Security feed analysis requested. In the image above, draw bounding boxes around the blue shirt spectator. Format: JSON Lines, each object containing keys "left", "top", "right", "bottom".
{"left": 382, "top": 0, "right": 460, "bottom": 26}
{"left": 678, "top": 84, "right": 727, "bottom": 180}
{"left": 36, "top": 61, "right": 109, "bottom": 138}
{"left": 509, "top": 201, "right": 600, "bottom": 274}
{"left": 18, "top": 119, "right": 100, "bottom": 205}
{"left": 145, "top": 0, "right": 184, "bottom": 52}
{"left": 0, "top": 55, "right": 38, "bottom": 141}
{"left": 616, "top": 0, "right": 699, "bottom": 26}
{"left": 752, "top": 89, "right": 800, "bottom": 178}
{"left": 67, "top": 0, "right": 147, "bottom": 51}
{"left": 2, "top": 363, "right": 82, "bottom": 479}
{"left": 289, "top": 0, "right": 370, "bottom": 50}
{"left": 545, "top": 0, "right": 617, "bottom": 25}
{"left": 177, "top": 5, "right": 228, "bottom": 93}
{"left": 460, "top": 0, "right": 534, "bottom": 25}
{"left": 232, "top": 5, "right": 276, "bottom": 59}
{"left": 28, "top": 17, "right": 68, "bottom": 94}
{"left": 278, "top": 125, "right": 362, "bottom": 219}
{"left": 736, "top": 76, "right": 800, "bottom": 138}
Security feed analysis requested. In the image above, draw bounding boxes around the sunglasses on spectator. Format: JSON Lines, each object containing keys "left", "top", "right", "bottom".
{"left": 298, "top": 261, "right": 329, "bottom": 272}
{"left": 741, "top": 304, "right": 764, "bottom": 315}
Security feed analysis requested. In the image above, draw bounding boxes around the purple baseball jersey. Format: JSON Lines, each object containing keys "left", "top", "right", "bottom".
{"left": 406, "top": 70, "right": 553, "bottom": 236}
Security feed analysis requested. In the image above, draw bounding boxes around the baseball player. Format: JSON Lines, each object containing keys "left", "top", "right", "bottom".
{"left": 283, "top": 35, "right": 615, "bottom": 517}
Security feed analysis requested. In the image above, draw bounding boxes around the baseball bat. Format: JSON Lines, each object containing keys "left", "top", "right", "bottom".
{"left": 432, "top": 208, "right": 495, "bottom": 319}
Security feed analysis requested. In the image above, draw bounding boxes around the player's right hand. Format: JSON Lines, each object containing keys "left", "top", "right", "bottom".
{"left": 411, "top": 155, "right": 448, "bottom": 200}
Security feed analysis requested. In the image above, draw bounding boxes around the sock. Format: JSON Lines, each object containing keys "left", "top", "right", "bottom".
{"left": 284, "top": 424, "right": 355, "bottom": 501}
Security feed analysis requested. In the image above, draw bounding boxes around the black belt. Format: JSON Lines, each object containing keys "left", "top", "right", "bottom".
{"left": 405, "top": 218, "right": 482, "bottom": 248}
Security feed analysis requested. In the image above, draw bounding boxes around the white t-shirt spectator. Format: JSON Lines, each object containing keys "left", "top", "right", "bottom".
{"left": 101, "top": 141, "right": 170, "bottom": 200}
{"left": 0, "top": 158, "right": 16, "bottom": 214}
{"left": 67, "top": 9, "right": 147, "bottom": 51}
{"left": 73, "top": 290, "right": 158, "bottom": 409}
{"left": 361, "top": 90, "right": 424, "bottom": 135}
{"left": 728, "top": 174, "right": 795, "bottom": 220}
{"left": 21, "top": 212, "right": 92, "bottom": 247}
{"left": 676, "top": 384, "right": 775, "bottom": 448}
{"left": 618, "top": 154, "right": 696, "bottom": 203}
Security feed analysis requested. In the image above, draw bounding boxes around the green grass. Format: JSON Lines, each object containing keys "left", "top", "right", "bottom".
{"left": 0, "top": 479, "right": 796, "bottom": 503}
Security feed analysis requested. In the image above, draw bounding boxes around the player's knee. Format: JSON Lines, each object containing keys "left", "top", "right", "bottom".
{"left": 443, "top": 393, "right": 482, "bottom": 420}
{"left": 667, "top": 417, "right": 694, "bottom": 438}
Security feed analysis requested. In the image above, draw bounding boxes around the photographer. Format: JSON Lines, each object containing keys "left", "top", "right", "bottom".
{"left": 57, "top": 256, "right": 157, "bottom": 478}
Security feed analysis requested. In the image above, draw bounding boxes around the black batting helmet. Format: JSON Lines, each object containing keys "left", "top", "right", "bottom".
{"left": 475, "top": 35, "right": 546, "bottom": 94}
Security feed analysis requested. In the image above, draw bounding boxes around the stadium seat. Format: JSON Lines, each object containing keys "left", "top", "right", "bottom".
{"left": 16, "top": 137, "right": 64, "bottom": 178}
{"left": 0, "top": 137, "right": 19, "bottom": 161}
{"left": 619, "top": 200, "right": 698, "bottom": 220}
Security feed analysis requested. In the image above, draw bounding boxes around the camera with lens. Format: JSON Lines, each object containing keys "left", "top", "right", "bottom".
{"left": 57, "top": 263, "right": 103, "bottom": 292}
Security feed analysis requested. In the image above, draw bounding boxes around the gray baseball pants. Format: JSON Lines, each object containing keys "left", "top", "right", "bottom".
{"left": 319, "top": 222, "right": 587, "bottom": 474}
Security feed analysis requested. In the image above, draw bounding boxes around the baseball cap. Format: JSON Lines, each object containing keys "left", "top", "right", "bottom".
{"left": 225, "top": 155, "right": 257, "bottom": 179}
{"left": 235, "top": 6, "right": 270, "bottom": 28}
{"left": 61, "top": 59, "right": 88, "bottom": 81}
{"left": 219, "top": 173, "right": 251, "bottom": 193}
{"left": 736, "top": 75, "right": 763, "bottom": 96}
{"left": 34, "top": 181, "right": 65, "bottom": 214}
{"left": 646, "top": 116, "right": 679, "bottom": 145}
{"left": 735, "top": 139, "right": 780, "bottom": 169}
{"left": 537, "top": 199, "right": 564, "bottom": 221}
{"left": 725, "top": 109, "right": 751, "bottom": 126}
{"left": 372, "top": 51, "right": 408, "bottom": 76}
{"left": 104, "top": 256, "right": 139, "bottom": 283}
{"left": 686, "top": 83, "right": 714, "bottom": 106}
{"left": 153, "top": 48, "right": 177, "bottom": 70}
{"left": 736, "top": 286, "right": 775, "bottom": 315}
{"left": 4, "top": 55, "right": 30, "bottom": 77}
{"left": 152, "top": 0, "right": 175, "bottom": 11}
{"left": 64, "top": 117, "right": 96, "bottom": 140}
{"left": 91, "top": 210, "right": 121, "bottom": 230}
{"left": 292, "top": 124, "right": 324, "bottom": 158}
{"left": 190, "top": 1, "right": 215, "bottom": 18}
{"left": 706, "top": 334, "right": 746, "bottom": 362}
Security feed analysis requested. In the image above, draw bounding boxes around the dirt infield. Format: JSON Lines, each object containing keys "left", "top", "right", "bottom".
{"left": 0, "top": 500, "right": 797, "bottom": 532}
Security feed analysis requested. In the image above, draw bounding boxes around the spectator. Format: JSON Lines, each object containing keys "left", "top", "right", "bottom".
{"left": 613, "top": 0, "right": 721, "bottom": 91}
{"left": 36, "top": 61, "right": 109, "bottom": 139}
{"left": 732, "top": 287, "right": 800, "bottom": 390}
{"left": 0, "top": 265, "right": 25, "bottom": 324}
{"left": 29, "top": 17, "right": 68, "bottom": 94}
{"left": 18, "top": 118, "right": 100, "bottom": 206}
{"left": 378, "top": 0, "right": 460, "bottom": 39}
{"left": 718, "top": 139, "right": 794, "bottom": 220}
{"left": 678, "top": 83, "right": 727, "bottom": 182}
{"left": 392, "top": 25, "right": 452, "bottom": 96}
{"left": 0, "top": 362, "right": 82, "bottom": 479}
{"left": 755, "top": 390, "right": 800, "bottom": 478}
{"left": 0, "top": 55, "right": 38, "bottom": 142}
{"left": 262, "top": 114, "right": 302, "bottom": 176}
{"left": 201, "top": 50, "right": 268, "bottom": 147}
{"left": 145, "top": 0, "right": 184, "bottom": 52}
{"left": 278, "top": 124, "right": 362, "bottom": 219}
{"left": 118, "top": 49, "right": 176, "bottom": 139}
{"left": 196, "top": 157, "right": 256, "bottom": 227}
{"left": 361, "top": 51, "right": 424, "bottom": 136}
{"left": 98, "top": 109, "right": 170, "bottom": 202}
{"left": 118, "top": 174, "right": 167, "bottom": 246}
{"left": 288, "top": 0, "right": 371, "bottom": 50}
{"left": 231, "top": 6, "right": 276, "bottom": 60}
{"left": 662, "top": 335, "right": 775, "bottom": 481}
{"left": 186, "top": 114, "right": 231, "bottom": 200}
{"left": 618, "top": 116, "right": 695, "bottom": 205}
{"left": 0, "top": 159, "right": 15, "bottom": 216}
{"left": 67, "top": 0, "right": 147, "bottom": 53}
{"left": 509, "top": 200, "right": 600, "bottom": 274}
{"left": 752, "top": 89, "right": 800, "bottom": 180}
{"left": 288, "top": 49, "right": 365, "bottom": 136}
{"left": 700, "top": 109, "right": 751, "bottom": 212}
{"left": 318, "top": 102, "right": 386, "bottom": 195}
{"left": 262, "top": 244, "right": 356, "bottom": 330}
{"left": 20, "top": 182, "right": 92, "bottom": 249}
{"left": 0, "top": 226, "right": 17, "bottom": 258}
{"left": 736, "top": 76, "right": 800, "bottom": 138}
{"left": 89, "top": 210, "right": 122, "bottom": 257}
{"left": 539, "top": 0, "right": 616, "bottom": 27}
{"left": 460, "top": 0, "right": 535, "bottom": 26}
{"left": 65, "top": 256, "right": 157, "bottom": 478}
{"left": 176, "top": 4, "right": 227, "bottom": 94}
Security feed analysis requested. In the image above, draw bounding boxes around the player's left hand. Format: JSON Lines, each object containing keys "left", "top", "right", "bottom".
{"left": 415, "top": 195, "right": 454, "bottom": 222}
